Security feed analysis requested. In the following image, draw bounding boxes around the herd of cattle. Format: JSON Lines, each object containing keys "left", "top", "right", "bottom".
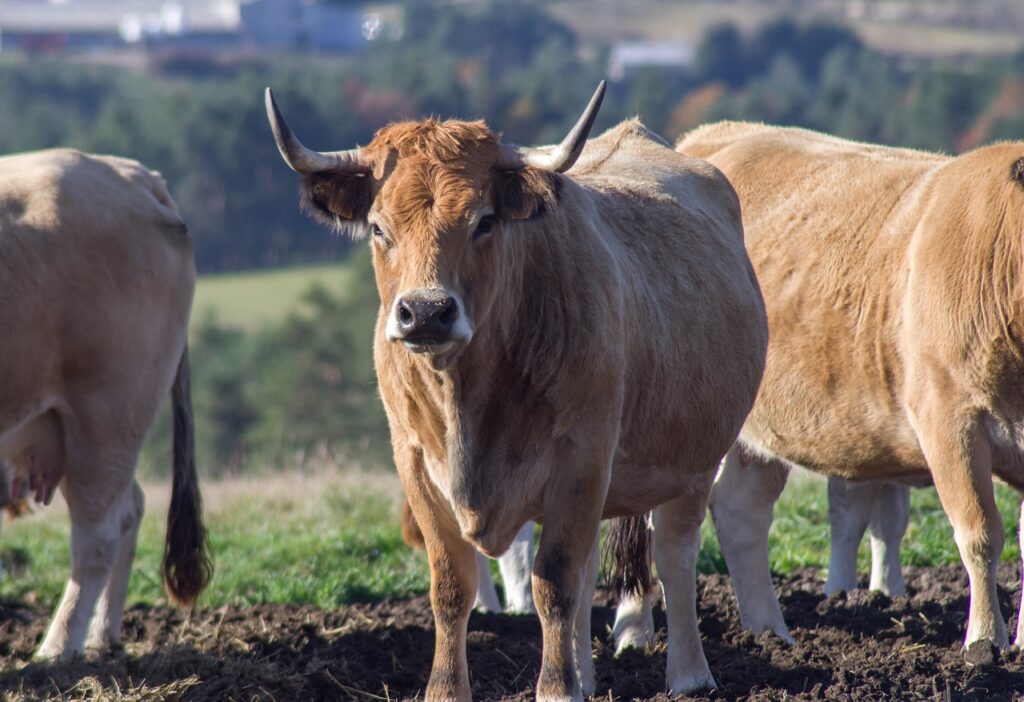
{"left": 1, "top": 79, "right": 1023, "bottom": 700}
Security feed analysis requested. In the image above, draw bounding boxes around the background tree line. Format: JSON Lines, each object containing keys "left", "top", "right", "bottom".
{"left": 3, "top": 0, "right": 1022, "bottom": 474}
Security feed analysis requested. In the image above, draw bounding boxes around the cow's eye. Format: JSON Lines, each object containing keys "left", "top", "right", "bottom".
{"left": 371, "top": 223, "right": 391, "bottom": 247}
{"left": 474, "top": 215, "right": 495, "bottom": 240}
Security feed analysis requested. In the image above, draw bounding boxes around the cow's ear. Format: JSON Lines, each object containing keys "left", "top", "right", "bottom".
{"left": 300, "top": 173, "right": 373, "bottom": 236}
{"left": 496, "top": 168, "right": 560, "bottom": 221}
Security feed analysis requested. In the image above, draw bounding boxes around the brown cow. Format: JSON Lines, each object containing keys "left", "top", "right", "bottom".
{"left": 674, "top": 122, "right": 1024, "bottom": 659}
{"left": 265, "top": 84, "right": 767, "bottom": 699}
{"left": 0, "top": 149, "right": 210, "bottom": 659}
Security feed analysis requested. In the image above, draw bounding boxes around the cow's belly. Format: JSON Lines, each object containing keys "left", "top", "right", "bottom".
{"left": 983, "top": 416, "right": 1024, "bottom": 492}
{"left": 602, "top": 460, "right": 719, "bottom": 517}
{"left": 740, "top": 395, "right": 928, "bottom": 480}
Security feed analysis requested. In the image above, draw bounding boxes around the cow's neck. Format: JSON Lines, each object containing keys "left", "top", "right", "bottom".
{"left": 402, "top": 216, "right": 587, "bottom": 529}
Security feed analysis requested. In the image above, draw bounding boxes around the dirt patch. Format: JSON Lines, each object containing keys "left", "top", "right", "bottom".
{"left": 2, "top": 564, "right": 1023, "bottom": 701}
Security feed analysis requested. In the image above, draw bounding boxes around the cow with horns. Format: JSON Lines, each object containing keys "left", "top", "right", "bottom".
{"left": 265, "top": 83, "right": 767, "bottom": 700}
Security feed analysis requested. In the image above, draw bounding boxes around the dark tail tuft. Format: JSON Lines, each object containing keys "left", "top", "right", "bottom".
{"left": 603, "top": 514, "right": 653, "bottom": 598}
{"left": 163, "top": 346, "right": 213, "bottom": 606}
{"left": 400, "top": 497, "right": 426, "bottom": 549}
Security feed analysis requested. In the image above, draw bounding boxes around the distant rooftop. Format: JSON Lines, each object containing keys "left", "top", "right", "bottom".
{"left": 0, "top": 0, "right": 243, "bottom": 34}
{"left": 608, "top": 41, "right": 694, "bottom": 81}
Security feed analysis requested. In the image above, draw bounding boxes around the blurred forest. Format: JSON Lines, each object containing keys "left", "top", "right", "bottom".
{"left": 4, "top": 0, "right": 1023, "bottom": 474}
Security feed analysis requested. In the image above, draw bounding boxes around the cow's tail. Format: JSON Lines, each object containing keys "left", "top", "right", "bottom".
{"left": 401, "top": 497, "right": 426, "bottom": 549}
{"left": 603, "top": 513, "right": 653, "bottom": 599}
{"left": 163, "top": 345, "right": 212, "bottom": 606}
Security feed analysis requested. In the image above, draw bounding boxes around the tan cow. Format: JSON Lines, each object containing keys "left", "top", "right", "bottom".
{"left": 265, "top": 84, "right": 767, "bottom": 700}
{"left": 674, "top": 122, "right": 1024, "bottom": 658}
{"left": 0, "top": 149, "right": 210, "bottom": 659}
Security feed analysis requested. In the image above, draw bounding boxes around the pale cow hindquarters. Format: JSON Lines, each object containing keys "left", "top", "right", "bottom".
{"left": 0, "top": 149, "right": 210, "bottom": 661}
{"left": 825, "top": 477, "right": 912, "bottom": 597}
{"left": 676, "top": 121, "right": 1024, "bottom": 655}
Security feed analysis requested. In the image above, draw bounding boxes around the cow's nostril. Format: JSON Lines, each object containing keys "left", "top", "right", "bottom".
{"left": 398, "top": 303, "right": 413, "bottom": 325}
{"left": 439, "top": 299, "right": 457, "bottom": 327}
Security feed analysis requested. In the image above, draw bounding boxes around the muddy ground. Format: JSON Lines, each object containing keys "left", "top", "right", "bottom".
{"left": 2, "top": 564, "right": 1024, "bottom": 701}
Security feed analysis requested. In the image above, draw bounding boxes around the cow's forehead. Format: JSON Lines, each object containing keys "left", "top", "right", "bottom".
{"left": 369, "top": 119, "right": 499, "bottom": 233}
{"left": 366, "top": 117, "right": 499, "bottom": 163}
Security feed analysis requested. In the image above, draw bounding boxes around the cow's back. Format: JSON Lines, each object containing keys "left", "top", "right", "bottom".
{"left": 569, "top": 122, "right": 767, "bottom": 509}
{"left": 677, "top": 123, "right": 953, "bottom": 476}
{"left": 0, "top": 149, "right": 194, "bottom": 432}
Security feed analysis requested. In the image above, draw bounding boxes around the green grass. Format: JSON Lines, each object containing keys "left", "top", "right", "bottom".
{"left": 192, "top": 262, "right": 354, "bottom": 332}
{"left": 0, "top": 471, "right": 429, "bottom": 610}
{"left": 2, "top": 469, "right": 1020, "bottom": 611}
{"left": 696, "top": 472, "right": 1022, "bottom": 576}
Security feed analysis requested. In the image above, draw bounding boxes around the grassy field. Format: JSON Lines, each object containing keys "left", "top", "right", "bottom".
{"left": 191, "top": 262, "right": 354, "bottom": 332}
{"left": 2, "top": 467, "right": 1020, "bottom": 611}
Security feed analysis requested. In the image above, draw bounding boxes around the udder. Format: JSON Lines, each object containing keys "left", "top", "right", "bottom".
{"left": 0, "top": 410, "right": 65, "bottom": 506}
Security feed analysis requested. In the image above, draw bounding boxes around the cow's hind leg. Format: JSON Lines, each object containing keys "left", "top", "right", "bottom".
{"left": 499, "top": 521, "right": 536, "bottom": 614}
{"left": 867, "top": 482, "right": 910, "bottom": 596}
{"left": 473, "top": 552, "right": 502, "bottom": 613}
{"left": 709, "top": 445, "right": 792, "bottom": 641}
{"left": 608, "top": 515, "right": 655, "bottom": 652}
{"left": 824, "top": 476, "right": 876, "bottom": 595}
{"left": 36, "top": 488, "right": 129, "bottom": 659}
{"left": 654, "top": 470, "right": 717, "bottom": 695}
{"left": 86, "top": 479, "right": 145, "bottom": 650}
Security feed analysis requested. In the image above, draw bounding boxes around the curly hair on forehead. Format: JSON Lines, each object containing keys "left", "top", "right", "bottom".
{"left": 366, "top": 118, "right": 500, "bottom": 164}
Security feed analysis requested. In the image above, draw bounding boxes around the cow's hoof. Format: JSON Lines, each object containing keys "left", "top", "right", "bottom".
{"left": 748, "top": 622, "right": 794, "bottom": 645}
{"left": 668, "top": 670, "right": 717, "bottom": 695}
{"left": 965, "top": 640, "right": 999, "bottom": 667}
{"left": 33, "top": 645, "right": 78, "bottom": 663}
{"left": 612, "top": 597, "right": 655, "bottom": 653}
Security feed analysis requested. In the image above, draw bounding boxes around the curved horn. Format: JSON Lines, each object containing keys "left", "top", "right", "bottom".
{"left": 264, "top": 87, "right": 370, "bottom": 175}
{"left": 497, "top": 80, "right": 606, "bottom": 173}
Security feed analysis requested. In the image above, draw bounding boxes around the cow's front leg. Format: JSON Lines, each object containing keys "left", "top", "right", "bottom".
{"left": 402, "top": 472, "right": 477, "bottom": 701}
{"left": 533, "top": 488, "right": 604, "bottom": 701}
{"left": 915, "top": 408, "right": 1007, "bottom": 653}
{"left": 573, "top": 527, "right": 600, "bottom": 697}
{"left": 1016, "top": 497, "right": 1024, "bottom": 647}
{"left": 425, "top": 535, "right": 478, "bottom": 701}
{"left": 709, "top": 445, "right": 792, "bottom": 641}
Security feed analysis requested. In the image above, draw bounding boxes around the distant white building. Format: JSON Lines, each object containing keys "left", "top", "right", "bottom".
{"left": 0, "top": 0, "right": 364, "bottom": 53}
{"left": 239, "top": 0, "right": 363, "bottom": 52}
{"left": 608, "top": 41, "right": 695, "bottom": 81}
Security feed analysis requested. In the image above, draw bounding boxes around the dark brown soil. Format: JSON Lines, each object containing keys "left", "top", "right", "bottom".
{"left": 2, "top": 564, "right": 1024, "bottom": 701}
